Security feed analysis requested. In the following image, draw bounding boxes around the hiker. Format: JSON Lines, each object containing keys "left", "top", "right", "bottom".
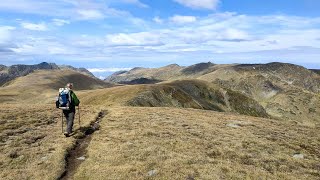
{"left": 57, "top": 83, "right": 80, "bottom": 137}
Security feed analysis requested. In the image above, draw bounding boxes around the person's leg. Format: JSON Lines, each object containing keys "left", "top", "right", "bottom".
{"left": 63, "top": 111, "right": 70, "bottom": 135}
{"left": 66, "top": 111, "right": 75, "bottom": 134}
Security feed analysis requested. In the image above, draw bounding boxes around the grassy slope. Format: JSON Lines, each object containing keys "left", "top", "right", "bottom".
{"left": 311, "top": 69, "right": 320, "bottom": 75}
{"left": 105, "top": 63, "right": 232, "bottom": 83}
{"left": 198, "top": 65, "right": 320, "bottom": 126}
{"left": 0, "top": 70, "right": 112, "bottom": 179}
{"left": 74, "top": 107, "right": 320, "bottom": 179}
{"left": 0, "top": 66, "right": 320, "bottom": 179}
{"left": 81, "top": 80, "right": 269, "bottom": 118}
{"left": 0, "top": 69, "right": 111, "bottom": 103}
{"left": 0, "top": 104, "right": 102, "bottom": 180}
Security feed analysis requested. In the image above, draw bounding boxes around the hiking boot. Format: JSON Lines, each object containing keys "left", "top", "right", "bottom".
{"left": 64, "top": 132, "right": 70, "bottom": 137}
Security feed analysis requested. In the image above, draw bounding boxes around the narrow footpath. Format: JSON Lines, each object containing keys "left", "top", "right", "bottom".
{"left": 58, "top": 110, "right": 107, "bottom": 180}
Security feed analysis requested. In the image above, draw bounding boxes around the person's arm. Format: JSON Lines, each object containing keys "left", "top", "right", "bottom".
{"left": 68, "top": 91, "right": 73, "bottom": 106}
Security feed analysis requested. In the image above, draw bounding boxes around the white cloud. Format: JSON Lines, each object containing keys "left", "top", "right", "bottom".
{"left": 0, "top": 0, "right": 76, "bottom": 17}
{"left": 0, "top": 0, "right": 130, "bottom": 21}
{"left": 52, "top": 19, "right": 70, "bottom": 26}
{"left": 121, "top": 0, "right": 148, "bottom": 8}
{"left": 76, "top": 9, "right": 105, "bottom": 20}
{"left": 21, "top": 22, "right": 48, "bottom": 31}
{"left": 153, "top": 16, "right": 164, "bottom": 24}
{"left": 173, "top": 0, "right": 220, "bottom": 10}
{"left": 0, "top": 26, "right": 16, "bottom": 43}
{"left": 10, "top": 36, "right": 76, "bottom": 56}
{"left": 88, "top": 67, "right": 132, "bottom": 73}
{"left": 217, "top": 28, "right": 250, "bottom": 41}
{"left": 105, "top": 32, "right": 163, "bottom": 46}
{"left": 3, "top": 12, "right": 320, "bottom": 67}
{"left": 170, "top": 15, "right": 197, "bottom": 24}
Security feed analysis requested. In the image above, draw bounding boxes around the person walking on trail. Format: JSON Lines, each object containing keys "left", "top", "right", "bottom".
{"left": 59, "top": 83, "right": 80, "bottom": 137}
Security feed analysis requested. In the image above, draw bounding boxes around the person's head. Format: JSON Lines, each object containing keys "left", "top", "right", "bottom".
{"left": 66, "top": 83, "right": 73, "bottom": 89}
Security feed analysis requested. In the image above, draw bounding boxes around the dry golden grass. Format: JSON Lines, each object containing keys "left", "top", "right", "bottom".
{"left": 74, "top": 107, "right": 320, "bottom": 180}
{"left": 0, "top": 69, "right": 320, "bottom": 179}
{"left": 0, "top": 104, "right": 102, "bottom": 180}
{"left": 0, "top": 70, "right": 110, "bottom": 104}
{"left": 78, "top": 84, "right": 146, "bottom": 107}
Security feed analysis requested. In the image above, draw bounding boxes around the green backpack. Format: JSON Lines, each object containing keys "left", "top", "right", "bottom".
{"left": 70, "top": 91, "right": 80, "bottom": 106}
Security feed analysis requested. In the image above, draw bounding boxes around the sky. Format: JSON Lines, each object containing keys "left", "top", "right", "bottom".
{"left": 0, "top": 0, "right": 320, "bottom": 78}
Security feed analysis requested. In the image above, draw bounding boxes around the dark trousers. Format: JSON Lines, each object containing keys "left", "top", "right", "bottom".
{"left": 63, "top": 110, "right": 75, "bottom": 134}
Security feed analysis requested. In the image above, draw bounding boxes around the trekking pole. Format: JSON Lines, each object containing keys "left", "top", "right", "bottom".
{"left": 61, "top": 111, "right": 63, "bottom": 133}
{"left": 78, "top": 105, "right": 81, "bottom": 128}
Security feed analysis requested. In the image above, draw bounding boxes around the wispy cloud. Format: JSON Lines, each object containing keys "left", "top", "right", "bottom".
{"left": 120, "top": 0, "right": 149, "bottom": 8}
{"left": 0, "top": 0, "right": 129, "bottom": 21}
{"left": 21, "top": 22, "right": 48, "bottom": 31}
{"left": 153, "top": 16, "right": 164, "bottom": 24}
{"left": 170, "top": 15, "right": 197, "bottom": 24}
{"left": 0, "top": 26, "right": 16, "bottom": 43}
{"left": 2, "top": 12, "right": 320, "bottom": 66}
{"left": 105, "top": 32, "right": 163, "bottom": 46}
{"left": 52, "top": 19, "right": 70, "bottom": 26}
{"left": 76, "top": 9, "right": 105, "bottom": 20}
{"left": 173, "top": 0, "right": 220, "bottom": 10}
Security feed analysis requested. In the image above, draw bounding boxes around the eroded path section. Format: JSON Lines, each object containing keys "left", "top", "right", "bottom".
{"left": 59, "top": 110, "right": 107, "bottom": 180}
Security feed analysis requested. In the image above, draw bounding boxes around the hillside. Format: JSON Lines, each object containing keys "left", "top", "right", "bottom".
{"left": 311, "top": 69, "right": 320, "bottom": 75}
{"left": 73, "top": 107, "right": 320, "bottom": 179}
{"left": 1, "top": 105, "right": 319, "bottom": 179}
{"left": 80, "top": 79, "right": 269, "bottom": 118}
{"left": 0, "top": 62, "right": 94, "bottom": 86}
{"left": 106, "top": 62, "right": 320, "bottom": 126}
{"left": 0, "top": 61, "right": 319, "bottom": 179}
{"left": 199, "top": 63, "right": 320, "bottom": 126}
{"left": 0, "top": 69, "right": 112, "bottom": 103}
{"left": 105, "top": 63, "right": 184, "bottom": 84}
{"left": 105, "top": 62, "right": 238, "bottom": 84}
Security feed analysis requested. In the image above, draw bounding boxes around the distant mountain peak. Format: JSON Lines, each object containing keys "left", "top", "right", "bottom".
{"left": 130, "top": 67, "right": 145, "bottom": 71}
{"left": 181, "top": 61, "right": 215, "bottom": 75}
{"left": 163, "top": 63, "right": 180, "bottom": 68}
{"left": 0, "top": 62, "right": 95, "bottom": 86}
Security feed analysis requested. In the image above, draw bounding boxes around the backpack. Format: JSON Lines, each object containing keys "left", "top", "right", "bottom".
{"left": 56, "top": 88, "right": 80, "bottom": 109}
{"left": 56, "top": 88, "right": 70, "bottom": 110}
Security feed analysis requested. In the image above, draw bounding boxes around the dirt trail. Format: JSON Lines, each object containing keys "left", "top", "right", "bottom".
{"left": 59, "top": 110, "right": 107, "bottom": 180}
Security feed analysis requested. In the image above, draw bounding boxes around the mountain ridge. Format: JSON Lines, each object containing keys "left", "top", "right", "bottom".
{"left": 0, "top": 62, "right": 95, "bottom": 86}
{"left": 103, "top": 61, "right": 320, "bottom": 125}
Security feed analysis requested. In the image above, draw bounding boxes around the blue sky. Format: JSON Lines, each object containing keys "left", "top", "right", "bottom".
{"left": 0, "top": 0, "right": 319, "bottom": 78}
